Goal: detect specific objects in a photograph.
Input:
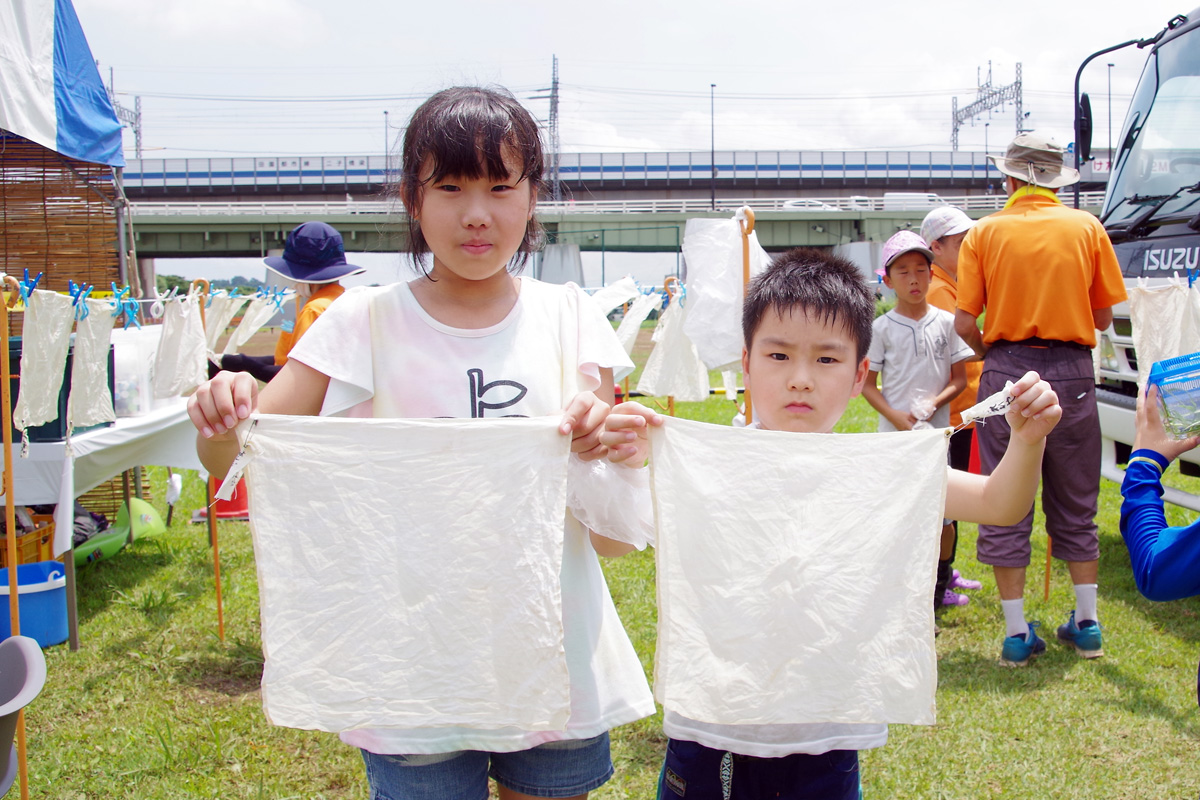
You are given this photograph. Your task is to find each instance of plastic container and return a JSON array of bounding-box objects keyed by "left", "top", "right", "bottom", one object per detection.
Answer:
[
  {"left": 1148, "top": 351, "right": 1200, "bottom": 438},
  {"left": 0, "top": 562, "right": 68, "bottom": 648}
]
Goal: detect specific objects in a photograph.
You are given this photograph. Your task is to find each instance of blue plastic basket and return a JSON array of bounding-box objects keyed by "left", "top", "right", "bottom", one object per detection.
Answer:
[{"left": 1148, "top": 351, "right": 1200, "bottom": 438}]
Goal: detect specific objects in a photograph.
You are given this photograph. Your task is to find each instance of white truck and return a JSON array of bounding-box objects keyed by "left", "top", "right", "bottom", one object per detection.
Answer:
[{"left": 1081, "top": 8, "right": 1200, "bottom": 508}]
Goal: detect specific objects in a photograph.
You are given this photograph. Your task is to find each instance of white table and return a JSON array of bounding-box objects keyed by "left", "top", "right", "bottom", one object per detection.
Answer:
[
  {"left": 12, "top": 401, "right": 203, "bottom": 553},
  {"left": 7, "top": 401, "right": 203, "bottom": 650}
]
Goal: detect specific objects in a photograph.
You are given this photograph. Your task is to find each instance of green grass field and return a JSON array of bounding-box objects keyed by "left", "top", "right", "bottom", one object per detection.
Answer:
[{"left": 22, "top": 334, "right": 1200, "bottom": 799}]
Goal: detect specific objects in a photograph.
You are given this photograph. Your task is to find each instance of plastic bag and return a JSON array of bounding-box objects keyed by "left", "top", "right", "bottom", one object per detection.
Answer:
[
  {"left": 680, "top": 213, "right": 772, "bottom": 371},
  {"left": 68, "top": 297, "right": 117, "bottom": 429},
  {"left": 13, "top": 289, "right": 74, "bottom": 437}
]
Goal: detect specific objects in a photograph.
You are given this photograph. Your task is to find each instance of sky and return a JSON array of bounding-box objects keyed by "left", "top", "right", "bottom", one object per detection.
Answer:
[{"left": 71, "top": 0, "right": 1195, "bottom": 285}]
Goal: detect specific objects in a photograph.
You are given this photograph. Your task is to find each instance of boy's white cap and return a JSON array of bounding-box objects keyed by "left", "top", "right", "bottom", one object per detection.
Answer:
[{"left": 920, "top": 207, "right": 975, "bottom": 245}]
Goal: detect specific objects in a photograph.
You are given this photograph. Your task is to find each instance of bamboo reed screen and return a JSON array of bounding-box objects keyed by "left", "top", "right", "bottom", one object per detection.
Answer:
[{"left": 1, "top": 132, "right": 120, "bottom": 337}]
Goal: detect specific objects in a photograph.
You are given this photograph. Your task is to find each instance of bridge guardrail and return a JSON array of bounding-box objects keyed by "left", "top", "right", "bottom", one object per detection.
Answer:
[{"left": 129, "top": 192, "right": 1107, "bottom": 218}]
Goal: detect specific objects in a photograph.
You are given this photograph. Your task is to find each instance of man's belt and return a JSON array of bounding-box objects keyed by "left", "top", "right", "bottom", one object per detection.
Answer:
[{"left": 992, "top": 337, "right": 1091, "bottom": 352}]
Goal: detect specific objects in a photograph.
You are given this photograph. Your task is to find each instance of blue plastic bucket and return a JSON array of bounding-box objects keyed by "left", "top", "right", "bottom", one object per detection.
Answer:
[{"left": 0, "top": 562, "right": 68, "bottom": 648}]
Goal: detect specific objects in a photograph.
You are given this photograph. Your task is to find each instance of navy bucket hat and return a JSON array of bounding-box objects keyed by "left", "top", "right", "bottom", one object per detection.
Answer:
[{"left": 263, "top": 221, "right": 366, "bottom": 284}]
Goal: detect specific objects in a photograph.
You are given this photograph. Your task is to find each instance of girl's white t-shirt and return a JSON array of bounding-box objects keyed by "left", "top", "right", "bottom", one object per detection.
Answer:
[{"left": 287, "top": 277, "right": 653, "bottom": 754}]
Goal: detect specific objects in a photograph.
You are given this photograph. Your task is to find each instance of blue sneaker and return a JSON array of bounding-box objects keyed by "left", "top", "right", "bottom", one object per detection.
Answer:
[
  {"left": 1000, "top": 622, "right": 1046, "bottom": 667},
  {"left": 1057, "top": 611, "right": 1104, "bottom": 658}
]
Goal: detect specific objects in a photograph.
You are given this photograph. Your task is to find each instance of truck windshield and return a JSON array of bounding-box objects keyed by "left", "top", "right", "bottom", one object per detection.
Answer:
[{"left": 1104, "top": 31, "right": 1200, "bottom": 226}]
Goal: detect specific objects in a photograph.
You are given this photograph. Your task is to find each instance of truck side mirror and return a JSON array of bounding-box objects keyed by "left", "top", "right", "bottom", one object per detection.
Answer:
[{"left": 1076, "top": 93, "right": 1094, "bottom": 163}]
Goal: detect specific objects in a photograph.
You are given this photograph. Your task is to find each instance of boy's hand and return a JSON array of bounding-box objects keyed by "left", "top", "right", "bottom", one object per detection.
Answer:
[
  {"left": 602, "top": 401, "right": 665, "bottom": 466},
  {"left": 1005, "top": 371, "right": 1061, "bottom": 444},
  {"left": 1135, "top": 384, "right": 1200, "bottom": 462},
  {"left": 189, "top": 371, "right": 259, "bottom": 440},
  {"left": 561, "top": 391, "right": 611, "bottom": 461}
]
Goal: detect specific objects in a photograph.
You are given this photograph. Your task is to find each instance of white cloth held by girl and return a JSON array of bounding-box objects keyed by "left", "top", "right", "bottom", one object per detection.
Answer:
[{"left": 240, "top": 414, "right": 574, "bottom": 733}]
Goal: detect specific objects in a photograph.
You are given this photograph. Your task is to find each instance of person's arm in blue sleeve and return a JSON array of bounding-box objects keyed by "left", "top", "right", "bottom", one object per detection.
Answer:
[{"left": 1120, "top": 386, "right": 1200, "bottom": 601}]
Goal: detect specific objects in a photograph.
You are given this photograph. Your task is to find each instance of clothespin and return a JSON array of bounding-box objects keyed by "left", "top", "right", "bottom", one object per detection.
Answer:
[
  {"left": 270, "top": 286, "right": 288, "bottom": 313},
  {"left": 18, "top": 269, "right": 42, "bottom": 304},
  {"left": 68, "top": 280, "right": 93, "bottom": 320},
  {"left": 109, "top": 283, "right": 141, "bottom": 329},
  {"left": 1189, "top": 267, "right": 1197, "bottom": 288},
  {"left": 149, "top": 285, "right": 179, "bottom": 319}
]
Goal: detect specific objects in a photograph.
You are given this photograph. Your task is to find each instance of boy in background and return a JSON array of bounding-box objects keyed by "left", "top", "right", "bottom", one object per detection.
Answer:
[
  {"left": 861, "top": 230, "right": 975, "bottom": 610},
  {"left": 923, "top": 207, "right": 986, "bottom": 604},
  {"left": 604, "top": 248, "right": 1060, "bottom": 799}
]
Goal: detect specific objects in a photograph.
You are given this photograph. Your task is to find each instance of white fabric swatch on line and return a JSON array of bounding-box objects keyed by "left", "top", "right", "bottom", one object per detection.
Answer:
[
  {"left": 615, "top": 291, "right": 663, "bottom": 356},
  {"left": 650, "top": 417, "right": 947, "bottom": 727},
  {"left": 1129, "top": 279, "right": 1200, "bottom": 392},
  {"left": 637, "top": 295, "right": 710, "bottom": 402},
  {"left": 204, "top": 293, "right": 251, "bottom": 353},
  {"left": 222, "top": 296, "right": 278, "bottom": 355},
  {"left": 67, "top": 297, "right": 117, "bottom": 429},
  {"left": 13, "top": 289, "right": 74, "bottom": 435},
  {"left": 240, "top": 414, "right": 574, "bottom": 733},
  {"left": 152, "top": 291, "right": 207, "bottom": 398}
]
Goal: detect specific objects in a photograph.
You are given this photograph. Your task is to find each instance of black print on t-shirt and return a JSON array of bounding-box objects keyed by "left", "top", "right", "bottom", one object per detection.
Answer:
[{"left": 467, "top": 368, "right": 528, "bottom": 418}]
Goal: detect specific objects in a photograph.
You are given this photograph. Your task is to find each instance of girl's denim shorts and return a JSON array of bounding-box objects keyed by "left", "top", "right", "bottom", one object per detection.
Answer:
[{"left": 362, "top": 732, "right": 613, "bottom": 800}]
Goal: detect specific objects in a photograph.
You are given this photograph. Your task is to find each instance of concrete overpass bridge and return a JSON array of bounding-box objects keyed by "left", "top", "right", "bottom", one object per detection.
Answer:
[{"left": 128, "top": 193, "right": 1106, "bottom": 259}]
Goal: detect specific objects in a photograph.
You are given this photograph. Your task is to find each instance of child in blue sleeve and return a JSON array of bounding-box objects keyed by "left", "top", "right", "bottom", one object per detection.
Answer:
[{"left": 1121, "top": 385, "right": 1200, "bottom": 601}]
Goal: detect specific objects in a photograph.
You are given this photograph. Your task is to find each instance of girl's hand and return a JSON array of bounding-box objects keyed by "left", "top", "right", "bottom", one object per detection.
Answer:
[
  {"left": 1006, "top": 371, "right": 1061, "bottom": 445},
  {"left": 602, "top": 401, "right": 665, "bottom": 466},
  {"left": 189, "top": 371, "right": 259, "bottom": 440},
  {"left": 1135, "top": 384, "right": 1200, "bottom": 462},
  {"left": 560, "top": 391, "right": 611, "bottom": 461}
]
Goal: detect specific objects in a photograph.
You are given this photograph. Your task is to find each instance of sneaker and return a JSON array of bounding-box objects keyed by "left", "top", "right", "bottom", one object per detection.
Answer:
[
  {"left": 941, "top": 589, "right": 970, "bottom": 607},
  {"left": 1057, "top": 611, "right": 1104, "bottom": 658},
  {"left": 950, "top": 569, "right": 983, "bottom": 591},
  {"left": 1000, "top": 622, "right": 1046, "bottom": 667}
]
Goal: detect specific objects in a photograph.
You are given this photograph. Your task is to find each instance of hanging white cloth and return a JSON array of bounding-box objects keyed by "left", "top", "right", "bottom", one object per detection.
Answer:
[
  {"left": 13, "top": 289, "right": 74, "bottom": 441},
  {"left": 204, "top": 293, "right": 251, "bottom": 354},
  {"left": 152, "top": 289, "right": 207, "bottom": 398},
  {"left": 1128, "top": 278, "right": 1200, "bottom": 392},
  {"left": 236, "top": 414, "right": 573, "bottom": 733},
  {"left": 615, "top": 291, "right": 663, "bottom": 356},
  {"left": 67, "top": 297, "right": 116, "bottom": 429},
  {"left": 680, "top": 212, "right": 771, "bottom": 371},
  {"left": 588, "top": 276, "right": 641, "bottom": 317},
  {"left": 650, "top": 418, "right": 946, "bottom": 726},
  {"left": 637, "top": 294, "right": 710, "bottom": 402},
  {"left": 222, "top": 296, "right": 278, "bottom": 356}
]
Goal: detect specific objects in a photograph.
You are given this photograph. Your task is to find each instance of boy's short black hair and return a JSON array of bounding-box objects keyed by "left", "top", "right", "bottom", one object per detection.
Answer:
[
  {"left": 398, "top": 86, "right": 545, "bottom": 272},
  {"left": 743, "top": 247, "right": 874, "bottom": 360}
]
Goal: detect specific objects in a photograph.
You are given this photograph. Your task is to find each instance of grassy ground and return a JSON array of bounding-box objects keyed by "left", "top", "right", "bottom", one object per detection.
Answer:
[{"left": 22, "top": 326, "right": 1200, "bottom": 799}]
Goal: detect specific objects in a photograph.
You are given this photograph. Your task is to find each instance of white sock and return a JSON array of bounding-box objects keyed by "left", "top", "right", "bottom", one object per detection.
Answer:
[
  {"left": 1001, "top": 598, "right": 1027, "bottom": 638},
  {"left": 1074, "top": 583, "right": 1099, "bottom": 624}
]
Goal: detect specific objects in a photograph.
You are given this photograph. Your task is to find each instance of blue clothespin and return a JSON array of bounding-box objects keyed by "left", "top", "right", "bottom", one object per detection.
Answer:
[
  {"left": 271, "top": 286, "right": 288, "bottom": 313},
  {"left": 110, "top": 283, "right": 141, "bottom": 329},
  {"left": 18, "top": 269, "right": 41, "bottom": 304},
  {"left": 1190, "top": 267, "right": 1197, "bottom": 288},
  {"left": 68, "top": 280, "right": 93, "bottom": 319}
]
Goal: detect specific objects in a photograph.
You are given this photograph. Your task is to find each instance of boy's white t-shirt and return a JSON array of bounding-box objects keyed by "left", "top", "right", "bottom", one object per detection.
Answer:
[
  {"left": 287, "top": 277, "right": 654, "bottom": 755},
  {"left": 868, "top": 306, "right": 974, "bottom": 431}
]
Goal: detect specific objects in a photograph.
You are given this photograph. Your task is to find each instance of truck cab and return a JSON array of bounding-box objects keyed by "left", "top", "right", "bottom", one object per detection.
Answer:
[{"left": 1093, "top": 7, "right": 1200, "bottom": 508}]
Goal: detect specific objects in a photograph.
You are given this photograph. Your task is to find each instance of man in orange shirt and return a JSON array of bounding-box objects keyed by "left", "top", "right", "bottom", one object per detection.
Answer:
[
  {"left": 216, "top": 221, "right": 364, "bottom": 382},
  {"left": 955, "top": 133, "right": 1127, "bottom": 667},
  {"left": 921, "top": 206, "right": 984, "bottom": 607}
]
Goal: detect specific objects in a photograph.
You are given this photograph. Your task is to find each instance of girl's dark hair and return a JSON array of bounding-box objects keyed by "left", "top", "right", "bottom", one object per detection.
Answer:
[
  {"left": 743, "top": 248, "right": 874, "bottom": 360},
  {"left": 398, "top": 86, "right": 545, "bottom": 273}
]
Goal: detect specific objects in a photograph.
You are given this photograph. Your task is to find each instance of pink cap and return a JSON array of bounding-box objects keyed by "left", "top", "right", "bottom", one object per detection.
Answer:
[{"left": 881, "top": 230, "right": 934, "bottom": 270}]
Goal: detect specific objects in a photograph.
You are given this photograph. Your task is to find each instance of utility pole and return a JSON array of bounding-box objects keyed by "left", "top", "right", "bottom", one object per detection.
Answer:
[
  {"left": 710, "top": 83, "right": 716, "bottom": 211},
  {"left": 951, "top": 61, "right": 1023, "bottom": 151},
  {"left": 531, "top": 56, "right": 562, "bottom": 203}
]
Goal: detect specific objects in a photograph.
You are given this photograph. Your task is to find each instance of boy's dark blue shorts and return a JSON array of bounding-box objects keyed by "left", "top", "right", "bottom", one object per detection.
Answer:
[{"left": 658, "top": 738, "right": 860, "bottom": 800}]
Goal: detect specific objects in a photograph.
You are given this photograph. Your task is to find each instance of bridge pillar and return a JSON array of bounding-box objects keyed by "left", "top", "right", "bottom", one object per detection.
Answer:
[{"left": 136, "top": 257, "right": 156, "bottom": 298}]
